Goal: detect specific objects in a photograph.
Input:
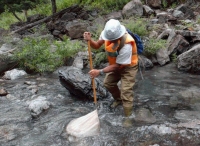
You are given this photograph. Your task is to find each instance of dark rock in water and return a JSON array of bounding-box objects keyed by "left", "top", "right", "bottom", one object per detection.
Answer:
[{"left": 58, "top": 66, "right": 110, "bottom": 100}]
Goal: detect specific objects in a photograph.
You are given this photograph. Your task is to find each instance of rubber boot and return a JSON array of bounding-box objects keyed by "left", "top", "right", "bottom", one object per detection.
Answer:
[
  {"left": 110, "top": 100, "right": 122, "bottom": 108},
  {"left": 123, "top": 106, "right": 133, "bottom": 117},
  {"left": 123, "top": 106, "right": 133, "bottom": 127}
]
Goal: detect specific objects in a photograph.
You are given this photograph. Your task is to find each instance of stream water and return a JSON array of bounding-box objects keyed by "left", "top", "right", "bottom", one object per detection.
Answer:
[{"left": 0, "top": 63, "right": 200, "bottom": 146}]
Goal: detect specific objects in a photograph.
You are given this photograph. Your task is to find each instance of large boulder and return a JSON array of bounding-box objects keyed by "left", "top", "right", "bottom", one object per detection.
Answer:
[
  {"left": 177, "top": 43, "right": 200, "bottom": 74},
  {"left": 122, "top": 0, "right": 143, "bottom": 18},
  {"left": 0, "top": 44, "right": 18, "bottom": 75},
  {"left": 58, "top": 66, "right": 111, "bottom": 100},
  {"left": 0, "top": 56, "right": 16, "bottom": 76},
  {"left": 65, "top": 19, "right": 89, "bottom": 39}
]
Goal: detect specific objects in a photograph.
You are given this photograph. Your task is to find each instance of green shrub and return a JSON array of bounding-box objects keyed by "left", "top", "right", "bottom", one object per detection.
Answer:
[
  {"left": 162, "top": 0, "right": 168, "bottom": 8},
  {"left": 55, "top": 38, "right": 84, "bottom": 61},
  {"left": 198, "top": 18, "right": 200, "bottom": 24},
  {"left": 0, "top": 11, "right": 20, "bottom": 30},
  {"left": 144, "top": 39, "right": 167, "bottom": 56},
  {"left": 93, "top": 52, "right": 107, "bottom": 68},
  {"left": 89, "top": 0, "right": 130, "bottom": 12},
  {"left": 122, "top": 17, "right": 149, "bottom": 37},
  {"left": 171, "top": 53, "right": 177, "bottom": 63},
  {"left": 13, "top": 37, "right": 83, "bottom": 73},
  {"left": 171, "top": 2, "right": 177, "bottom": 9}
]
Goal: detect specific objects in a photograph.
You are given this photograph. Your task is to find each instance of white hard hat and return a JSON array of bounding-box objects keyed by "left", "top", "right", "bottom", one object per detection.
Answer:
[{"left": 101, "top": 19, "right": 126, "bottom": 41}]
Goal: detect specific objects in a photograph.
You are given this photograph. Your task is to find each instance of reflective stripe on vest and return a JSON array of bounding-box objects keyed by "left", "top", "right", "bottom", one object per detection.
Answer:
[{"left": 106, "top": 51, "right": 118, "bottom": 57}]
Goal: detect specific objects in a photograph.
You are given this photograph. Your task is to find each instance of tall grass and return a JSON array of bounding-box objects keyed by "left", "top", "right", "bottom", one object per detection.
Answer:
[
  {"left": 0, "top": 0, "right": 131, "bottom": 30},
  {"left": 0, "top": 11, "right": 22, "bottom": 30}
]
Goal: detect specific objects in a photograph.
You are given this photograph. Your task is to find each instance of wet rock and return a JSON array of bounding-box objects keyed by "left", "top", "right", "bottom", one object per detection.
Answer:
[
  {"left": 3, "top": 69, "right": 27, "bottom": 80},
  {"left": 0, "top": 44, "right": 17, "bottom": 75},
  {"left": 136, "top": 124, "right": 176, "bottom": 135},
  {"left": 152, "top": 124, "right": 176, "bottom": 135},
  {"left": 24, "top": 81, "right": 36, "bottom": 85},
  {"left": 0, "top": 124, "right": 24, "bottom": 142},
  {"left": 174, "top": 110, "right": 200, "bottom": 122},
  {"left": 169, "top": 96, "right": 178, "bottom": 108},
  {"left": 178, "top": 120, "right": 200, "bottom": 129},
  {"left": 135, "top": 108, "right": 156, "bottom": 123},
  {"left": 0, "top": 88, "right": 8, "bottom": 96},
  {"left": 72, "top": 56, "right": 84, "bottom": 69},
  {"left": 58, "top": 66, "right": 110, "bottom": 100},
  {"left": 179, "top": 87, "right": 200, "bottom": 104},
  {"left": 26, "top": 85, "right": 38, "bottom": 94},
  {"left": 6, "top": 94, "right": 17, "bottom": 100},
  {"left": 28, "top": 96, "right": 51, "bottom": 117}
]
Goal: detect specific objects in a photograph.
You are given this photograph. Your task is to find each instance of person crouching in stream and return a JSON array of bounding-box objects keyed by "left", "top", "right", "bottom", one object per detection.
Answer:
[{"left": 83, "top": 19, "right": 138, "bottom": 124}]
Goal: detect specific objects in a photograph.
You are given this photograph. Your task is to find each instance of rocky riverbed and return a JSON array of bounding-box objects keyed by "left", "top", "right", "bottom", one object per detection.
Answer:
[{"left": 0, "top": 63, "right": 200, "bottom": 146}]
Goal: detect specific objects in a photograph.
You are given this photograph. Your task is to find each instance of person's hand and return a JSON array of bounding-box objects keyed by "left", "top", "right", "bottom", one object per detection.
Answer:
[
  {"left": 89, "top": 69, "right": 100, "bottom": 78},
  {"left": 83, "top": 32, "right": 91, "bottom": 41}
]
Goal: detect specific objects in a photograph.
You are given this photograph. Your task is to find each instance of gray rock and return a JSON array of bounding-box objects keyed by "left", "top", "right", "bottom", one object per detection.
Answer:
[
  {"left": 3, "top": 69, "right": 27, "bottom": 80},
  {"left": 135, "top": 108, "right": 156, "bottom": 123},
  {"left": 28, "top": 96, "right": 51, "bottom": 117},
  {"left": 58, "top": 66, "right": 110, "bottom": 100},
  {"left": 122, "top": 0, "right": 143, "bottom": 18},
  {"left": 177, "top": 43, "right": 200, "bottom": 74}
]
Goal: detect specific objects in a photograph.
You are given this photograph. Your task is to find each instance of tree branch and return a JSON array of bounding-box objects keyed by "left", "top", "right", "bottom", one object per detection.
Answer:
[{"left": 9, "top": 5, "right": 79, "bottom": 35}]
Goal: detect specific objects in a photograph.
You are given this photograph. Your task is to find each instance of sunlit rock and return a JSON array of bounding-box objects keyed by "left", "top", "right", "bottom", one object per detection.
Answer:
[
  {"left": 28, "top": 96, "right": 51, "bottom": 117},
  {"left": 3, "top": 69, "right": 27, "bottom": 80},
  {"left": 178, "top": 120, "right": 200, "bottom": 129}
]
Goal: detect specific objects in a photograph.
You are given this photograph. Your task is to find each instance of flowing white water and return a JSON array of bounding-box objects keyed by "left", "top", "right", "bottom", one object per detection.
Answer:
[{"left": 1, "top": 63, "right": 200, "bottom": 146}]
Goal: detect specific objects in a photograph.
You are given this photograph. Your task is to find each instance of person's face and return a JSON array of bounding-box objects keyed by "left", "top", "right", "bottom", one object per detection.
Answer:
[{"left": 110, "top": 39, "right": 119, "bottom": 43}]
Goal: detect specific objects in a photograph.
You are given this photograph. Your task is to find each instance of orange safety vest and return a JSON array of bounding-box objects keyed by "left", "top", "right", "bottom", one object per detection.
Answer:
[{"left": 105, "top": 34, "right": 138, "bottom": 66}]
